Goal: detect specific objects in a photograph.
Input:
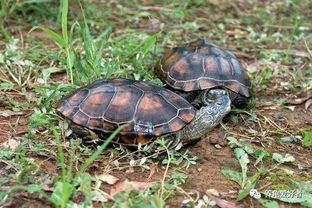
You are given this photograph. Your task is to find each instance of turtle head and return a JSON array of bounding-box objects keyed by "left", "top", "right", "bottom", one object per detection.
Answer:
[
  {"left": 176, "top": 89, "right": 231, "bottom": 145},
  {"left": 199, "top": 89, "right": 231, "bottom": 128}
]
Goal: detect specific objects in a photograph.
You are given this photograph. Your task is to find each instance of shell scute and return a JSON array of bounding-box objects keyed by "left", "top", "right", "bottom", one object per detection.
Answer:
[
  {"left": 178, "top": 108, "right": 196, "bottom": 122},
  {"left": 204, "top": 56, "right": 218, "bottom": 74},
  {"left": 135, "top": 93, "right": 177, "bottom": 126},
  {"left": 81, "top": 91, "right": 113, "bottom": 117},
  {"left": 72, "top": 111, "right": 89, "bottom": 127},
  {"left": 169, "top": 117, "right": 188, "bottom": 132},
  {"left": 67, "top": 88, "right": 89, "bottom": 106},
  {"left": 88, "top": 118, "right": 103, "bottom": 130},
  {"left": 160, "top": 90, "right": 194, "bottom": 110},
  {"left": 104, "top": 86, "right": 143, "bottom": 123}
]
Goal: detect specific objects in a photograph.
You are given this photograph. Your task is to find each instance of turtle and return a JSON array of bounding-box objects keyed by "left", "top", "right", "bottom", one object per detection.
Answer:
[
  {"left": 57, "top": 78, "right": 231, "bottom": 147},
  {"left": 156, "top": 38, "right": 251, "bottom": 108}
]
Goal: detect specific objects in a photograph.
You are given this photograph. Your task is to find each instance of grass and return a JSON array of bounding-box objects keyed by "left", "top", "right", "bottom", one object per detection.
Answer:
[{"left": 0, "top": 0, "right": 312, "bottom": 207}]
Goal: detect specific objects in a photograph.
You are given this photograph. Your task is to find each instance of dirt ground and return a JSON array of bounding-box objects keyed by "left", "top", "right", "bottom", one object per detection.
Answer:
[{"left": 1, "top": 87, "right": 312, "bottom": 207}]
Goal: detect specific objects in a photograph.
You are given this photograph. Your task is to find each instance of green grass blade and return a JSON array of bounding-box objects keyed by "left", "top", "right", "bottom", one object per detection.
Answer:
[
  {"left": 76, "top": 124, "right": 127, "bottom": 177},
  {"left": 30, "top": 26, "right": 66, "bottom": 48},
  {"left": 50, "top": 181, "right": 75, "bottom": 208},
  {"left": 82, "top": 23, "right": 94, "bottom": 60},
  {"left": 51, "top": 127, "right": 66, "bottom": 182},
  {"left": 61, "top": 0, "right": 68, "bottom": 45},
  {"left": 140, "top": 33, "right": 159, "bottom": 55}
]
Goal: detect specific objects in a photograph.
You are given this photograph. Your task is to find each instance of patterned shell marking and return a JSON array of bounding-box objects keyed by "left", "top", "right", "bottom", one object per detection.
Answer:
[
  {"left": 157, "top": 38, "right": 251, "bottom": 97},
  {"left": 57, "top": 79, "right": 195, "bottom": 136}
]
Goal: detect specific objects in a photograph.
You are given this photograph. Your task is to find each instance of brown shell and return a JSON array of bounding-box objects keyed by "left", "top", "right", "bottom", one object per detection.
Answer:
[
  {"left": 57, "top": 79, "right": 195, "bottom": 137},
  {"left": 156, "top": 38, "right": 251, "bottom": 97}
]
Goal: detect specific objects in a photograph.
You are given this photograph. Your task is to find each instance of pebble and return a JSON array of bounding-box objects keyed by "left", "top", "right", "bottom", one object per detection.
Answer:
[
  {"left": 280, "top": 135, "right": 302, "bottom": 143},
  {"left": 214, "top": 144, "right": 222, "bottom": 149}
]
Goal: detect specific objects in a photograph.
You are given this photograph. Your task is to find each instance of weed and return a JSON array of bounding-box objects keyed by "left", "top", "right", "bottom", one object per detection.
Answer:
[
  {"left": 0, "top": 0, "right": 17, "bottom": 40},
  {"left": 223, "top": 137, "right": 312, "bottom": 206},
  {"left": 0, "top": 39, "right": 35, "bottom": 89},
  {"left": 301, "top": 131, "right": 312, "bottom": 146}
]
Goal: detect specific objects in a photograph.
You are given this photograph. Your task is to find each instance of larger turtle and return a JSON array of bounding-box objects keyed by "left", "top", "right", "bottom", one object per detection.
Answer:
[
  {"left": 156, "top": 38, "right": 251, "bottom": 108},
  {"left": 57, "top": 78, "right": 231, "bottom": 146}
]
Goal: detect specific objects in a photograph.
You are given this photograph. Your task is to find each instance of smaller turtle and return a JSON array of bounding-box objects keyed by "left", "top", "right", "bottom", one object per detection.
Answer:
[
  {"left": 156, "top": 38, "right": 251, "bottom": 108},
  {"left": 57, "top": 78, "right": 231, "bottom": 146}
]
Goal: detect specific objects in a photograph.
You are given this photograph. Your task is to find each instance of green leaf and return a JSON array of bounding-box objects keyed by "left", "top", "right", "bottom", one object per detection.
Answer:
[
  {"left": 150, "top": 197, "right": 165, "bottom": 208},
  {"left": 234, "top": 148, "right": 250, "bottom": 188},
  {"left": 302, "top": 131, "right": 312, "bottom": 146},
  {"left": 237, "top": 186, "right": 255, "bottom": 201},
  {"left": 50, "top": 181, "right": 75, "bottom": 207},
  {"left": 276, "top": 191, "right": 312, "bottom": 207},
  {"left": 292, "top": 181, "right": 312, "bottom": 192},
  {"left": 258, "top": 199, "right": 279, "bottom": 208},
  {"left": 272, "top": 153, "right": 295, "bottom": 163},
  {"left": 29, "top": 113, "right": 51, "bottom": 128},
  {"left": 0, "top": 82, "right": 14, "bottom": 91},
  {"left": 237, "top": 169, "right": 263, "bottom": 201},
  {"left": 26, "top": 184, "right": 42, "bottom": 194},
  {"left": 140, "top": 33, "right": 158, "bottom": 55},
  {"left": 227, "top": 137, "right": 243, "bottom": 148},
  {"left": 243, "top": 145, "right": 255, "bottom": 154},
  {"left": 77, "top": 173, "right": 92, "bottom": 195},
  {"left": 40, "top": 67, "right": 64, "bottom": 83},
  {"left": 30, "top": 26, "right": 66, "bottom": 48},
  {"left": 221, "top": 169, "right": 243, "bottom": 185},
  {"left": 77, "top": 173, "right": 93, "bottom": 205},
  {"left": 254, "top": 149, "right": 267, "bottom": 166}
]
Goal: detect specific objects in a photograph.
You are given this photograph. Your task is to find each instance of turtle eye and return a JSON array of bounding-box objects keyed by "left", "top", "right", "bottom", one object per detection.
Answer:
[{"left": 206, "top": 91, "right": 217, "bottom": 102}]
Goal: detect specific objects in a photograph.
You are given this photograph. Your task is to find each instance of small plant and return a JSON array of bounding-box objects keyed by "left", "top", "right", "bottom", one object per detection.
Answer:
[
  {"left": 0, "top": 0, "right": 16, "bottom": 40},
  {"left": 0, "top": 39, "right": 35, "bottom": 89},
  {"left": 223, "top": 137, "right": 312, "bottom": 207}
]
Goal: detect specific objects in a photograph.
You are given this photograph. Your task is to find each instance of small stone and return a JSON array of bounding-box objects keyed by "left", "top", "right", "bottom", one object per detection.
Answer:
[
  {"left": 206, "top": 188, "right": 220, "bottom": 196},
  {"left": 214, "top": 144, "right": 222, "bottom": 149},
  {"left": 280, "top": 167, "right": 294, "bottom": 175},
  {"left": 125, "top": 168, "right": 134, "bottom": 174},
  {"left": 280, "top": 135, "right": 302, "bottom": 143},
  {"left": 209, "top": 132, "right": 226, "bottom": 146},
  {"left": 209, "top": 137, "right": 218, "bottom": 144},
  {"left": 182, "top": 199, "right": 191, "bottom": 204},
  {"left": 113, "top": 160, "right": 120, "bottom": 167},
  {"left": 2, "top": 138, "right": 20, "bottom": 149},
  {"left": 195, "top": 199, "right": 205, "bottom": 208}
]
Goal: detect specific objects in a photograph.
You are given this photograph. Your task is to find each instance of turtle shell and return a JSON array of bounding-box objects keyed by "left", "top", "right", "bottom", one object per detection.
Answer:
[
  {"left": 57, "top": 79, "right": 195, "bottom": 139},
  {"left": 156, "top": 38, "right": 251, "bottom": 97}
]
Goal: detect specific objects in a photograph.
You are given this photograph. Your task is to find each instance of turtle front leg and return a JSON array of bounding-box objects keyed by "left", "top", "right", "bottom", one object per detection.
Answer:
[
  {"left": 191, "top": 89, "right": 209, "bottom": 108},
  {"left": 229, "top": 92, "right": 249, "bottom": 108}
]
